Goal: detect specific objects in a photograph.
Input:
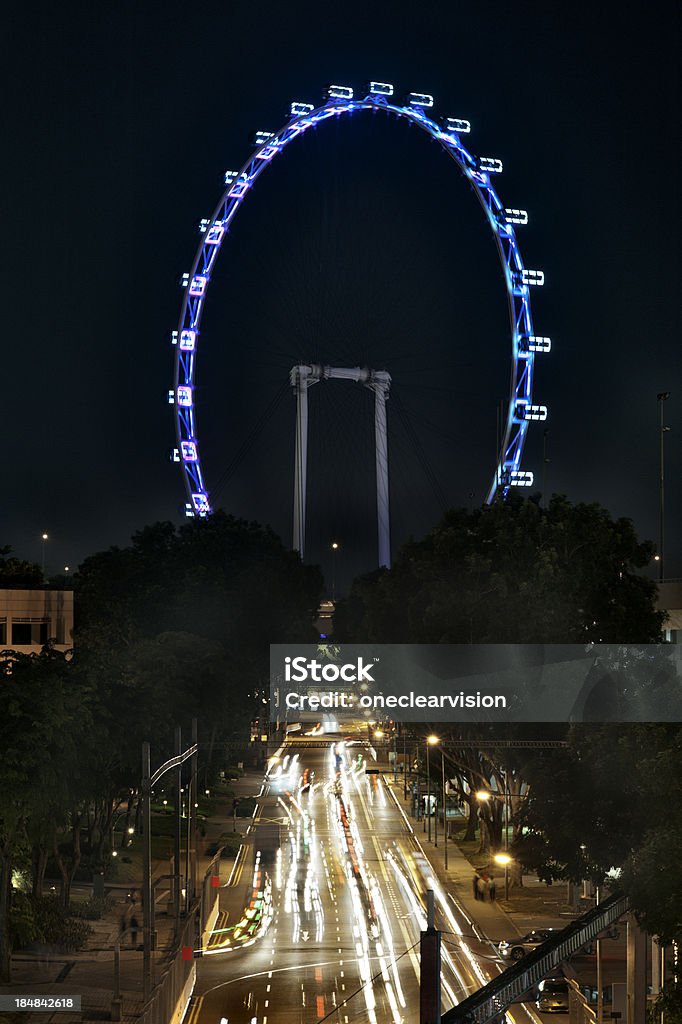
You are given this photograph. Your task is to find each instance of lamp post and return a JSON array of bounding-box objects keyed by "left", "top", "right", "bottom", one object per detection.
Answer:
[
  {"left": 657, "top": 392, "right": 671, "bottom": 582},
  {"left": 477, "top": 786, "right": 511, "bottom": 897},
  {"left": 441, "top": 747, "right": 448, "bottom": 869},
  {"left": 494, "top": 852, "right": 512, "bottom": 901},
  {"left": 426, "top": 735, "right": 439, "bottom": 843},
  {"left": 40, "top": 532, "right": 48, "bottom": 577},
  {"left": 331, "top": 541, "right": 339, "bottom": 603}
]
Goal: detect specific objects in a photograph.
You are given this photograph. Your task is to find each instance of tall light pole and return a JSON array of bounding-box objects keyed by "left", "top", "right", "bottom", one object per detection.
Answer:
[
  {"left": 426, "top": 735, "right": 439, "bottom": 843},
  {"left": 478, "top": 787, "right": 511, "bottom": 898},
  {"left": 441, "top": 747, "right": 448, "bottom": 869},
  {"left": 657, "top": 392, "right": 671, "bottom": 583},
  {"left": 331, "top": 541, "right": 339, "bottom": 602},
  {"left": 40, "top": 532, "right": 48, "bottom": 578},
  {"left": 495, "top": 852, "right": 512, "bottom": 902}
]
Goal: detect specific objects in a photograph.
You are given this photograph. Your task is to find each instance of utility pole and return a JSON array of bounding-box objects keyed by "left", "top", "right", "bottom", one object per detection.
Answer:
[
  {"left": 173, "top": 727, "right": 182, "bottom": 924},
  {"left": 442, "top": 751, "right": 448, "bottom": 870},
  {"left": 657, "top": 392, "right": 671, "bottom": 582},
  {"left": 142, "top": 742, "right": 152, "bottom": 1001},
  {"left": 420, "top": 890, "right": 441, "bottom": 1024}
]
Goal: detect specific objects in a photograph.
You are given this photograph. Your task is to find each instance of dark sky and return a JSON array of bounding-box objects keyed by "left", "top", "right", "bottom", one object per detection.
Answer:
[{"left": 5, "top": 0, "right": 680, "bottom": 592}]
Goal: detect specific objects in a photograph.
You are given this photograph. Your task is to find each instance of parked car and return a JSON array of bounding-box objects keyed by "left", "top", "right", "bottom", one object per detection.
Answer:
[
  {"left": 498, "top": 928, "right": 557, "bottom": 960},
  {"left": 537, "top": 977, "right": 569, "bottom": 1013}
]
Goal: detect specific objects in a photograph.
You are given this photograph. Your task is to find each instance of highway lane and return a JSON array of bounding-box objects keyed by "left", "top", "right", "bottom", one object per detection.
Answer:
[{"left": 190, "top": 737, "right": 546, "bottom": 1024}]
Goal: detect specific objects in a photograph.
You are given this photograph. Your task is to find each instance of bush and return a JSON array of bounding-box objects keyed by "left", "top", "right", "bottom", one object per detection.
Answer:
[
  {"left": 28, "top": 896, "right": 93, "bottom": 951},
  {"left": 10, "top": 891, "right": 40, "bottom": 949},
  {"left": 235, "top": 797, "right": 256, "bottom": 817},
  {"left": 70, "top": 895, "right": 115, "bottom": 920},
  {"left": 220, "top": 833, "right": 243, "bottom": 857},
  {"left": 205, "top": 833, "right": 244, "bottom": 858}
]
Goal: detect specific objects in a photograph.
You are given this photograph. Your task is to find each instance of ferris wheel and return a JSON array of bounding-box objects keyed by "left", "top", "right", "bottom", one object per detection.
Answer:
[{"left": 170, "top": 81, "right": 549, "bottom": 520}]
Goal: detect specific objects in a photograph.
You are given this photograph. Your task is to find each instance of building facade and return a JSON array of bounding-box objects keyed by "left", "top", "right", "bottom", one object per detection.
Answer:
[{"left": 0, "top": 587, "right": 74, "bottom": 655}]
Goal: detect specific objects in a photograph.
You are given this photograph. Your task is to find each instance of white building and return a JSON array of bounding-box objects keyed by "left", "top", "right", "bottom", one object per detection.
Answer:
[
  {"left": 0, "top": 588, "right": 74, "bottom": 655},
  {"left": 658, "top": 580, "right": 682, "bottom": 644}
]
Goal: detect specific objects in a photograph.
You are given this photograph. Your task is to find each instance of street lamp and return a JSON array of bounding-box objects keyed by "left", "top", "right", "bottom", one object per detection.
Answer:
[
  {"left": 657, "top": 392, "right": 671, "bottom": 583},
  {"left": 331, "top": 541, "right": 339, "bottom": 603},
  {"left": 40, "top": 532, "right": 48, "bottom": 577},
  {"left": 494, "top": 852, "right": 512, "bottom": 901},
  {"left": 426, "top": 735, "right": 439, "bottom": 844},
  {"left": 477, "top": 785, "right": 511, "bottom": 891},
  {"left": 441, "top": 747, "right": 448, "bottom": 869}
]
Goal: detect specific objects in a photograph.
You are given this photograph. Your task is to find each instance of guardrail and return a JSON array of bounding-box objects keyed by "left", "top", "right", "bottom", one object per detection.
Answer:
[
  {"left": 137, "top": 911, "right": 198, "bottom": 1024},
  {"left": 442, "top": 891, "right": 629, "bottom": 1024}
]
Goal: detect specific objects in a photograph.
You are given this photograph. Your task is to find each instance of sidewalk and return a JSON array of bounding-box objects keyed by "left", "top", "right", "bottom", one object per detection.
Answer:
[
  {"left": 3, "top": 772, "right": 265, "bottom": 1023},
  {"left": 383, "top": 774, "right": 576, "bottom": 943}
]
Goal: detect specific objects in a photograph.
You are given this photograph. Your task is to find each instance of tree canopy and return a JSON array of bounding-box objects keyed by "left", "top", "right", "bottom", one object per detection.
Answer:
[{"left": 334, "top": 495, "right": 663, "bottom": 644}]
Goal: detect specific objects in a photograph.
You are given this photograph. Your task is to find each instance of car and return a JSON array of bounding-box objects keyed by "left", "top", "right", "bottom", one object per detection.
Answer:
[
  {"left": 537, "top": 977, "right": 569, "bottom": 1013},
  {"left": 498, "top": 928, "right": 557, "bottom": 960}
]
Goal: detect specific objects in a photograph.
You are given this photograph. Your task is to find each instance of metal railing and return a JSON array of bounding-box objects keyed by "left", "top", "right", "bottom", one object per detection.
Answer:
[
  {"left": 138, "top": 910, "right": 198, "bottom": 1024},
  {"left": 200, "top": 848, "right": 224, "bottom": 946},
  {"left": 442, "top": 891, "right": 628, "bottom": 1024}
]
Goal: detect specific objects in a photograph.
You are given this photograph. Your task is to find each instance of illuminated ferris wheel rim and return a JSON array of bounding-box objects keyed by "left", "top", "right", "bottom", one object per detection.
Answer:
[{"left": 171, "top": 82, "right": 550, "bottom": 519}]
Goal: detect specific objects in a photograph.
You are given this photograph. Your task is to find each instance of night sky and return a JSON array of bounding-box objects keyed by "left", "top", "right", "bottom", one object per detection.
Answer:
[{"left": 6, "top": 1, "right": 680, "bottom": 592}]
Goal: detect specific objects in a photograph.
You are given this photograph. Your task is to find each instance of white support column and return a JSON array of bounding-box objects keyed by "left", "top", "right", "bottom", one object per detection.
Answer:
[
  {"left": 368, "top": 371, "right": 391, "bottom": 568},
  {"left": 626, "top": 913, "right": 648, "bottom": 1024},
  {"left": 291, "top": 365, "right": 320, "bottom": 557}
]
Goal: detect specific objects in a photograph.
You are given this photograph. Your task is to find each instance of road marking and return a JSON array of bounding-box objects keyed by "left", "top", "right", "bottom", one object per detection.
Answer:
[{"left": 184, "top": 995, "right": 203, "bottom": 1024}]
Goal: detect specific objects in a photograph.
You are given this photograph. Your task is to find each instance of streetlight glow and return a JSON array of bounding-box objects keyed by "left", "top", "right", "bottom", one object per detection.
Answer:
[
  {"left": 494, "top": 852, "right": 512, "bottom": 866},
  {"left": 427, "top": 734, "right": 439, "bottom": 746},
  {"left": 475, "top": 789, "right": 491, "bottom": 801}
]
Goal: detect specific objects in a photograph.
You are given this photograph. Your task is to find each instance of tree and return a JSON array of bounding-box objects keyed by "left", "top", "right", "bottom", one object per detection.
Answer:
[
  {"left": 334, "top": 496, "right": 663, "bottom": 644},
  {"left": 0, "top": 546, "right": 43, "bottom": 587},
  {"left": 516, "top": 725, "right": 682, "bottom": 941},
  {"left": 0, "top": 650, "right": 88, "bottom": 979}
]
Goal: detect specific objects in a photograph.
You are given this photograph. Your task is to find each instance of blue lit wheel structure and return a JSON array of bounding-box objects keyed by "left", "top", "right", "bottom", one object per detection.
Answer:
[{"left": 171, "top": 82, "right": 549, "bottom": 518}]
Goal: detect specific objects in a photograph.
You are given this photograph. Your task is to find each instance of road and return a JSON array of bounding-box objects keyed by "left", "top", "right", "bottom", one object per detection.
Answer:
[{"left": 189, "top": 735, "right": 548, "bottom": 1024}]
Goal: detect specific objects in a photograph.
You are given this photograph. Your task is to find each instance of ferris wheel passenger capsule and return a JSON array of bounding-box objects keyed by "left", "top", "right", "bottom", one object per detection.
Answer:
[
  {"left": 251, "top": 130, "right": 275, "bottom": 146},
  {"left": 291, "top": 101, "right": 314, "bottom": 116},
  {"left": 205, "top": 223, "right": 225, "bottom": 245},
  {"left": 192, "top": 493, "right": 211, "bottom": 514},
  {"left": 510, "top": 470, "right": 534, "bottom": 487},
  {"left": 522, "top": 405, "right": 548, "bottom": 422},
  {"left": 407, "top": 92, "right": 434, "bottom": 108},
  {"left": 325, "top": 84, "right": 354, "bottom": 100},
  {"left": 176, "top": 386, "right": 193, "bottom": 407},
  {"left": 504, "top": 208, "right": 528, "bottom": 225},
  {"left": 520, "top": 269, "right": 545, "bottom": 287},
  {"left": 478, "top": 156, "right": 503, "bottom": 173},
  {"left": 179, "top": 330, "right": 197, "bottom": 351},
  {"left": 443, "top": 117, "right": 471, "bottom": 133},
  {"left": 189, "top": 275, "right": 207, "bottom": 296},
  {"left": 367, "top": 81, "right": 394, "bottom": 96},
  {"left": 180, "top": 441, "right": 198, "bottom": 462}
]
